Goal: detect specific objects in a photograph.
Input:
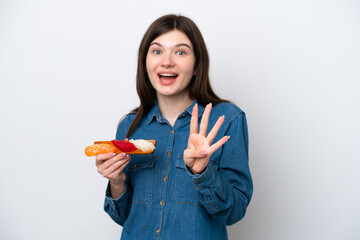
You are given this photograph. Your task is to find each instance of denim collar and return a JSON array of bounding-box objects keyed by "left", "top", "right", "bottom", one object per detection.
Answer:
[{"left": 146, "top": 99, "right": 205, "bottom": 125}]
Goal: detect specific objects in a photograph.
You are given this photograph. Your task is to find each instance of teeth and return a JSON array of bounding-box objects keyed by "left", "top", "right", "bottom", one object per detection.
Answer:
[{"left": 159, "top": 73, "right": 177, "bottom": 77}]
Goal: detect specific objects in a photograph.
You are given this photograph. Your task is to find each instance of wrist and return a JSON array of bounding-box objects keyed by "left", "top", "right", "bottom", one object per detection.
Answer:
[
  {"left": 109, "top": 179, "right": 126, "bottom": 199},
  {"left": 189, "top": 165, "right": 206, "bottom": 175}
]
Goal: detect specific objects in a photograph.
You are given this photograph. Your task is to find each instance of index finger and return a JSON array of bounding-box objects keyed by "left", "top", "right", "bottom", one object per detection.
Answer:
[
  {"left": 189, "top": 103, "right": 198, "bottom": 134},
  {"left": 199, "top": 103, "right": 212, "bottom": 136},
  {"left": 96, "top": 152, "right": 120, "bottom": 162}
]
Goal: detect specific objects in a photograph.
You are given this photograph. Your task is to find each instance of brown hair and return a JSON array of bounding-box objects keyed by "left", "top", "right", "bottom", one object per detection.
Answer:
[{"left": 126, "top": 14, "right": 227, "bottom": 138}]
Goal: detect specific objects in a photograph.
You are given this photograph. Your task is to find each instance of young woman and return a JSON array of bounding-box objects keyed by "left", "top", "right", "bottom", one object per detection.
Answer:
[{"left": 95, "top": 14, "right": 253, "bottom": 239}]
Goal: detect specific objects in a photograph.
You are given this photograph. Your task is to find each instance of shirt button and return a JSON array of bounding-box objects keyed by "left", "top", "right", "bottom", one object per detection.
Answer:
[
  {"left": 170, "top": 129, "right": 174, "bottom": 134},
  {"left": 156, "top": 229, "right": 160, "bottom": 234},
  {"left": 160, "top": 201, "right": 164, "bottom": 206},
  {"left": 182, "top": 113, "right": 186, "bottom": 117},
  {"left": 167, "top": 151, "right": 171, "bottom": 156},
  {"left": 133, "top": 163, "right": 138, "bottom": 168},
  {"left": 163, "top": 176, "right": 168, "bottom": 182}
]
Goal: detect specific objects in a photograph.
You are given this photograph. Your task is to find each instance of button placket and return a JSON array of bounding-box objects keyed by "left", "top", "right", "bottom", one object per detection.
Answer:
[{"left": 155, "top": 123, "right": 173, "bottom": 237}]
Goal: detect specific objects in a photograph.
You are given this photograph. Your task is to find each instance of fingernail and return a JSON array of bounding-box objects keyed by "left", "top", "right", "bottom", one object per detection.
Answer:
[{"left": 120, "top": 152, "right": 126, "bottom": 157}]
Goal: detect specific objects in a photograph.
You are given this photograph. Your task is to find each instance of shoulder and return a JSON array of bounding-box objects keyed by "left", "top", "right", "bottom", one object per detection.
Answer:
[
  {"left": 116, "top": 112, "right": 137, "bottom": 139},
  {"left": 212, "top": 102, "right": 245, "bottom": 119},
  {"left": 211, "top": 102, "right": 248, "bottom": 135},
  {"left": 213, "top": 103, "right": 248, "bottom": 145},
  {"left": 118, "top": 112, "right": 136, "bottom": 128}
]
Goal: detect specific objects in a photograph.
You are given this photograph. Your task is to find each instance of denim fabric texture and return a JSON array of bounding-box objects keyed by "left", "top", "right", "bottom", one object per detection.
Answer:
[{"left": 104, "top": 100, "right": 253, "bottom": 240}]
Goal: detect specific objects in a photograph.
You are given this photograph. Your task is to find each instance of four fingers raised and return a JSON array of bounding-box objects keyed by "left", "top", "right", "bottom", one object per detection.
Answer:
[{"left": 189, "top": 103, "right": 229, "bottom": 150}]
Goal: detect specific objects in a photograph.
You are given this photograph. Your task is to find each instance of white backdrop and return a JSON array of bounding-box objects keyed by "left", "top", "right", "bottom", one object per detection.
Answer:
[{"left": 1, "top": 0, "right": 359, "bottom": 239}]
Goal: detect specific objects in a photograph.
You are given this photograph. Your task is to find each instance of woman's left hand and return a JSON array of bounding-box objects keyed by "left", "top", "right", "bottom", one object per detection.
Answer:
[{"left": 183, "top": 103, "right": 230, "bottom": 174}]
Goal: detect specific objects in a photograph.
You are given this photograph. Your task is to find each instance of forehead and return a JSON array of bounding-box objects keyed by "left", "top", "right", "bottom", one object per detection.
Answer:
[{"left": 151, "top": 30, "right": 192, "bottom": 47}]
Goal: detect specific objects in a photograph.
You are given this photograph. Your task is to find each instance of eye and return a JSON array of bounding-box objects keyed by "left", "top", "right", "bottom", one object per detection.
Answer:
[
  {"left": 153, "top": 50, "right": 161, "bottom": 55},
  {"left": 176, "top": 51, "right": 186, "bottom": 56}
]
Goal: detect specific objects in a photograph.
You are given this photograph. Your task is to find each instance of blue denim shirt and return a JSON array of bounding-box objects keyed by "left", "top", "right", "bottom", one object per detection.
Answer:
[{"left": 104, "top": 100, "right": 253, "bottom": 240}]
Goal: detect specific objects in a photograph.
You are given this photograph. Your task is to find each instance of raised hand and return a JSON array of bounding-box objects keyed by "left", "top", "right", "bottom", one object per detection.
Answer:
[{"left": 183, "top": 103, "right": 230, "bottom": 174}]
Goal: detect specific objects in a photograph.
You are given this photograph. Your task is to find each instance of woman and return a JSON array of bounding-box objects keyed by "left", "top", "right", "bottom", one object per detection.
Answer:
[{"left": 96, "top": 14, "right": 253, "bottom": 239}]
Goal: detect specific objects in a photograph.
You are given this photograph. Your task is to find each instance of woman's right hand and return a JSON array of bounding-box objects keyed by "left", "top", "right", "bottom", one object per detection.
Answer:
[{"left": 95, "top": 152, "right": 131, "bottom": 198}]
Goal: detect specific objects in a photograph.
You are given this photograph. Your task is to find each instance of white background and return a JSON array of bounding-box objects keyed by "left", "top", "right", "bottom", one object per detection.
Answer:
[{"left": 1, "top": 0, "right": 359, "bottom": 239}]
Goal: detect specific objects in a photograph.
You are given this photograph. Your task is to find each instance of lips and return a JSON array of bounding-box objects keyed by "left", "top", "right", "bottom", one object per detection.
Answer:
[{"left": 158, "top": 72, "right": 178, "bottom": 86}]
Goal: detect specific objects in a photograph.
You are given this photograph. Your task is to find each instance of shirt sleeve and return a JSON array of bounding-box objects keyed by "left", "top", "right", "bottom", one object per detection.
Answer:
[
  {"left": 188, "top": 112, "right": 253, "bottom": 225},
  {"left": 103, "top": 182, "right": 132, "bottom": 226}
]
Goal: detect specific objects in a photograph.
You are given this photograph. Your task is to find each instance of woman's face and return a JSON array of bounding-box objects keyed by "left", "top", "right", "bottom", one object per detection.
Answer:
[{"left": 146, "top": 30, "right": 196, "bottom": 100}]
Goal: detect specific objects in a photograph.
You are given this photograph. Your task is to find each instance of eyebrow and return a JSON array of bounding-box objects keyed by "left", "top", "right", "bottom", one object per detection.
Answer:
[{"left": 150, "top": 42, "right": 192, "bottom": 50}]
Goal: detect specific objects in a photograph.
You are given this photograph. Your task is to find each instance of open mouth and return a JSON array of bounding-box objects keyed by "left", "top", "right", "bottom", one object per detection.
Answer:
[
  {"left": 158, "top": 73, "right": 178, "bottom": 79},
  {"left": 158, "top": 73, "right": 178, "bottom": 85}
]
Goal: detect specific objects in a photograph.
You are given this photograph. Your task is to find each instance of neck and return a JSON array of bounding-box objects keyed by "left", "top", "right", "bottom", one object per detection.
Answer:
[{"left": 157, "top": 92, "right": 194, "bottom": 126}]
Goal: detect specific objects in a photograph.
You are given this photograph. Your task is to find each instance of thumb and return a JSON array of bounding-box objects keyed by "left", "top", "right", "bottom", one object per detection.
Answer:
[{"left": 184, "top": 148, "right": 208, "bottom": 160}]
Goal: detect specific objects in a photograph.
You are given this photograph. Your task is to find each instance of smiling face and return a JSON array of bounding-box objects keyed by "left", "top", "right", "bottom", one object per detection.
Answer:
[{"left": 146, "top": 30, "right": 196, "bottom": 101}]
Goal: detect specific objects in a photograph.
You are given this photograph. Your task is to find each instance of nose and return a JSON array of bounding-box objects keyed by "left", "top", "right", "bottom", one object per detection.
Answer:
[{"left": 161, "top": 53, "right": 175, "bottom": 68}]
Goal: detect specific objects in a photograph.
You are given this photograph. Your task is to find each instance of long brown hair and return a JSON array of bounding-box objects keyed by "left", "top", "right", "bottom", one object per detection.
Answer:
[{"left": 126, "top": 14, "right": 227, "bottom": 138}]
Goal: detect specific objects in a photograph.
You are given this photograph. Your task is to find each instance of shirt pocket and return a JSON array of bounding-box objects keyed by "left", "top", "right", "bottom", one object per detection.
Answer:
[
  {"left": 173, "top": 156, "right": 220, "bottom": 206},
  {"left": 126, "top": 155, "right": 156, "bottom": 204},
  {"left": 173, "top": 157, "right": 202, "bottom": 206}
]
